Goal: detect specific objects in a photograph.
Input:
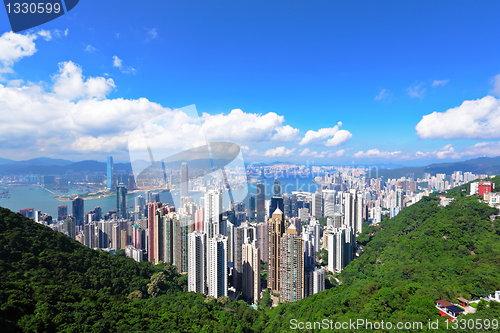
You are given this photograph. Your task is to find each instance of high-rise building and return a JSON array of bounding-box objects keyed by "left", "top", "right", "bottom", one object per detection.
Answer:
[
  {"left": 232, "top": 226, "right": 244, "bottom": 289},
  {"left": 279, "top": 224, "right": 304, "bottom": 302},
  {"left": 242, "top": 240, "right": 261, "bottom": 302},
  {"left": 312, "top": 191, "right": 323, "bottom": 219},
  {"left": 174, "top": 214, "right": 190, "bottom": 273},
  {"left": 304, "top": 267, "right": 325, "bottom": 297},
  {"left": 256, "top": 222, "right": 268, "bottom": 263},
  {"left": 256, "top": 183, "right": 265, "bottom": 222},
  {"left": 64, "top": 215, "right": 76, "bottom": 239},
  {"left": 180, "top": 162, "right": 189, "bottom": 205},
  {"left": 147, "top": 202, "right": 162, "bottom": 262},
  {"left": 72, "top": 197, "right": 84, "bottom": 228},
  {"left": 290, "top": 194, "right": 298, "bottom": 218},
  {"left": 107, "top": 156, "right": 114, "bottom": 191},
  {"left": 58, "top": 205, "right": 68, "bottom": 221},
  {"left": 269, "top": 179, "right": 284, "bottom": 218},
  {"left": 327, "top": 226, "right": 355, "bottom": 273},
  {"left": 204, "top": 189, "right": 222, "bottom": 238},
  {"left": 268, "top": 208, "right": 285, "bottom": 294},
  {"left": 248, "top": 194, "right": 256, "bottom": 221},
  {"left": 116, "top": 183, "right": 128, "bottom": 219},
  {"left": 188, "top": 230, "right": 206, "bottom": 294},
  {"left": 207, "top": 234, "right": 228, "bottom": 298}
]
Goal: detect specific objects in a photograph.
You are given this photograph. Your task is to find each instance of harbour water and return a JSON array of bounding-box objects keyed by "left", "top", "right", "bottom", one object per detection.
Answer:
[{"left": 0, "top": 174, "right": 319, "bottom": 218}]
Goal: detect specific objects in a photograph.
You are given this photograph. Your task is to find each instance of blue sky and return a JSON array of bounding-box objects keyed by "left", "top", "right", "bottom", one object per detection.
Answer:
[{"left": 1, "top": 1, "right": 500, "bottom": 166}]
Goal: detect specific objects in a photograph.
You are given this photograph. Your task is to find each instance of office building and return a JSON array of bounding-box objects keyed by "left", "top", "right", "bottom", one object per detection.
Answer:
[
  {"left": 107, "top": 156, "right": 115, "bottom": 191},
  {"left": 72, "top": 197, "right": 84, "bottom": 228},
  {"left": 180, "top": 162, "right": 189, "bottom": 205},
  {"left": 256, "top": 183, "right": 265, "bottom": 222},
  {"left": 117, "top": 183, "right": 128, "bottom": 219},
  {"left": 58, "top": 205, "right": 68, "bottom": 221}
]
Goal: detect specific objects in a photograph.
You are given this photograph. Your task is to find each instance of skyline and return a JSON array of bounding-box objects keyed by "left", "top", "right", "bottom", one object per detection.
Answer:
[{"left": 1, "top": 1, "right": 500, "bottom": 165}]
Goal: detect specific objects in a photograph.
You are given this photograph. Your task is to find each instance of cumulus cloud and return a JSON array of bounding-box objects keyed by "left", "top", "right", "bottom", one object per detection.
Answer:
[
  {"left": 200, "top": 109, "right": 299, "bottom": 144},
  {"left": 0, "top": 31, "right": 38, "bottom": 75},
  {"left": 415, "top": 96, "right": 500, "bottom": 139},
  {"left": 407, "top": 82, "right": 426, "bottom": 99},
  {"left": 325, "top": 130, "right": 352, "bottom": 147},
  {"left": 432, "top": 79, "right": 449, "bottom": 87},
  {"left": 416, "top": 142, "right": 500, "bottom": 160},
  {"left": 264, "top": 146, "right": 295, "bottom": 157},
  {"left": 328, "top": 149, "right": 345, "bottom": 158},
  {"left": 52, "top": 61, "right": 116, "bottom": 100},
  {"left": 299, "top": 121, "right": 352, "bottom": 146},
  {"left": 375, "top": 89, "right": 390, "bottom": 101},
  {"left": 299, "top": 148, "right": 328, "bottom": 158},
  {"left": 353, "top": 149, "right": 403, "bottom": 159}
]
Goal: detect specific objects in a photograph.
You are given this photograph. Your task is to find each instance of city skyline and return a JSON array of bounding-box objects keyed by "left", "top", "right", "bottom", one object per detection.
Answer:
[{"left": 2, "top": 2, "right": 500, "bottom": 165}]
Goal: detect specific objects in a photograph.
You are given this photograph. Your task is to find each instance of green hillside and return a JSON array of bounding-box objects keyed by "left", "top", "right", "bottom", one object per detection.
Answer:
[{"left": 1, "top": 185, "right": 500, "bottom": 332}]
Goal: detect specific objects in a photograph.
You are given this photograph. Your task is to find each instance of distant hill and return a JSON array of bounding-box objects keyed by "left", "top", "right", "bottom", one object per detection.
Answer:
[
  {"left": 0, "top": 158, "right": 15, "bottom": 165},
  {"left": 372, "top": 156, "right": 500, "bottom": 179}
]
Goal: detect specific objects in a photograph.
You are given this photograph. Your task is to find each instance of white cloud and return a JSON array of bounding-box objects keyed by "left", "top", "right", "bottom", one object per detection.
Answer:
[
  {"left": 432, "top": 79, "right": 449, "bottom": 87},
  {"left": 64, "top": 29, "right": 69, "bottom": 36},
  {"left": 264, "top": 146, "right": 295, "bottom": 157},
  {"left": 0, "top": 32, "right": 38, "bottom": 75},
  {"left": 37, "top": 30, "right": 52, "bottom": 41},
  {"left": 328, "top": 149, "right": 345, "bottom": 158},
  {"left": 147, "top": 28, "right": 158, "bottom": 39},
  {"left": 490, "top": 74, "right": 500, "bottom": 97},
  {"left": 407, "top": 82, "right": 426, "bottom": 99},
  {"left": 270, "top": 125, "right": 299, "bottom": 141},
  {"left": 85, "top": 45, "right": 98, "bottom": 53},
  {"left": 299, "top": 148, "right": 328, "bottom": 158},
  {"left": 113, "top": 55, "right": 123, "bottom": 68},
  {"left": 112, "top": 55, "right": 136, "bottom": 74},
  {"left": 52, "top": 61, "right": 116, "bottom": 100},
  {"left": 325, "top": 130, "right": 352, "bottom": 147},
  {"left": 415, "top": 96, "right": 500, "bottom": 139},
  {"left": 353, "top": 149, "right": 403, "bottom": 159},
  {"left": 375, "top": 89, "right": 389, "bottom": 100},
  {"left": 299, "top": 121, "right": 352, "bottom": 146},
  {"left": 200, "top": 109, "right": 299, "bottom": 145}
]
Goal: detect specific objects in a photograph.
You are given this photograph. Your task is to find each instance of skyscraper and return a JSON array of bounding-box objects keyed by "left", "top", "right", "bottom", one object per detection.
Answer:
[
  {"left": 147, "top": 202, "right": 162, "bottom": 262},
  {"left": 207, "top": 234, "right": 228, "bottom": 298},
  {"left": 180, "top": 162, "right": 188, "bottom": 205},
  {"left": 257, "top": 222, "right": 268, "bottom": 263},
  {"left": 248, "top": 194, "right": 256, "bottom": 221},
  {"left": 107, "top": 156, "right": 114, "bottom": 191},
  {"left": 57, "top": 205, "right": 68, "bottom": 221},
  {"left": 269, "top": 179, "right": 284, "bottom": 218},
  {"left": 232, "top": 226, "right": 244, "bottom": 289},
  {"left": 188, "top": 230, "right": 206, "bottom": 294},
  {"left": 242, "top": 240, "right": 261, "bottom": 302},
  {"left": 279, "top": 224, "right": 304, "bottom": 302},
  {"left": 204, "top": 189, "right": 222, "bottom": 238},
  {"left": 256, "top": 183, "right": 265, "bottom": 222},
  {"left": 72, "top": 197, "right": 84, "bottom": 228},
  {"left": 116, "top": 183, "right": 128, "bottom": 219},
  {"left": 64, "top": 215, "right": 76, "bottom": 239},
  {"left": 311, "top": 191, "right": 323, "bottom": 219},
  {"left": 268, "top": 207, "right": 285, "bottom": 294}
]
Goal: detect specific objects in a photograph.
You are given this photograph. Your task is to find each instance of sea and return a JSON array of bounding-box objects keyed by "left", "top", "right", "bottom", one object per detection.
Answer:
[{"left": 0, "top": 174, "right": 320, "bottom": 218}]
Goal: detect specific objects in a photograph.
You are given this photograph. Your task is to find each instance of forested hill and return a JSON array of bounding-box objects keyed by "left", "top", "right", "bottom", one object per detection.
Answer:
[
  {"left": 262, "top": 195, "right": 500, "bottom": 332},
  {"left": 2, "top": 190, "right": 500, "bottom": 332},
  {"left": 0, "top": 207, "right": 261, "bottom": 332}
]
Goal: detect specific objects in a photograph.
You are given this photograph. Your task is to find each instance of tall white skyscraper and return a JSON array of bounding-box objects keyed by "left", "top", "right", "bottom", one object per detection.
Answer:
[
  {"left": 188, "top": 230, "right": 206, "bottom": 294},
  {"left": 180, "top": 162, "right": 189, "bottom": 205},
  {"left": 204, "top": 189, "right": 223, "bottom": 238},
  {"left": 312, "top": 191, "right": 323, "bottom": 219},
  {"left": 207, "top": 234, "right": 228, "bottom": 298}
]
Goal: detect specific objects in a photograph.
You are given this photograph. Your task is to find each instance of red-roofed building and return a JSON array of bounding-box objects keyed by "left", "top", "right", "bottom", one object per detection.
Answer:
[{"left": 478, "top": 181, "right": 493, "bottom": 196}]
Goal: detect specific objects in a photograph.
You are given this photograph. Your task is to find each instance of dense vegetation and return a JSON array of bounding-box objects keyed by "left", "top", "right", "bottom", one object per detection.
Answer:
[{"left": 2, "top": 177, "right": 500, "bottom": 332}]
